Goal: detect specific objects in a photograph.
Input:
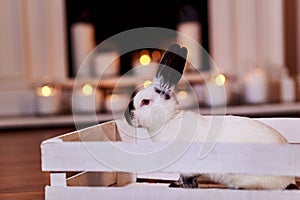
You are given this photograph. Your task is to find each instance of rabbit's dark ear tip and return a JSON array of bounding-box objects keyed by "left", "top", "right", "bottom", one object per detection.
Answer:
[
  {"left": 168, "top": 43, "right": 186, "bottom": 51},
  {"left": 166, "top": 43, "right": 188, "bottom": 59},
  {"left": 169, "top": 44, "right": 188, "bottom": 58},
  {"left": 168, "top": 43, "right": 180, "bottom": 49},
  {"left": 180, "top": 46, "right": 188, "bottom": 57}
]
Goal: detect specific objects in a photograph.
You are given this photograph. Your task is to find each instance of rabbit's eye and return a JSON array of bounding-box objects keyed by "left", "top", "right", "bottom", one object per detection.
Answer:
[{"left": 140, "top": 99, "right": 151, "bottom": 107}]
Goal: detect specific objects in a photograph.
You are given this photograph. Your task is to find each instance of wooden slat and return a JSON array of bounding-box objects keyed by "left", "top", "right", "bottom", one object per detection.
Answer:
[
  {"left": 45, "top": 184, "right": 300, "bottom": 200},
  {"left": 42, "top": 142, "right": 300, "bottom": 177},
  {"left": 50, "top": 173, "right": 66, "bottom": 186}
]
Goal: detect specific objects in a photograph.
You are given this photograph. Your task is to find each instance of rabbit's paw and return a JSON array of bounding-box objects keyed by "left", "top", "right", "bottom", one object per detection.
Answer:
[{"left": 169, "top": 175, "right": 199, "bottom": 188}]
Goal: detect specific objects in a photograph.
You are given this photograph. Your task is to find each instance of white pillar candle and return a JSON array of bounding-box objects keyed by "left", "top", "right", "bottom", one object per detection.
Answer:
[
  {"left": 93, "top": 51, "right": 120, "bottom": 78},
  {"left": 132, "top": 50, "right": 158, "bottom": 80},
  {"left": 26, "top": 0, "right": 67, "bottom": 81},
  {"left": 105, "top": 93, "right": 129, "bottom": 113},
  {"left": 176, "top": 5, "right": 202, "bottom": 72},
  {"left": 204, "top": 83, "right": 227, "bottom": 107},
  {"left": 73, "top": 84, "right": 102, "bottom": 113},
  {"left": 132, "top": 50, "right": 157, "bottom": 80},
  {"left": 176, "top": 90, "right": 198, "bottom": 109},
  {"left": 243, "top": 68, "right": 268, "bottom": 104},
  {"left": 192, "top": 83, "right": 205, "bottom": 105},
  {"left": 36, "top": 84, "right": 61, "bottom": 115},
  {"left": 204, "top": 74, "right": 229, "bottom": 107},
  {"left": 177, "top": 24, "right": 202, "bottom": 73},
  {"left": 133, "top": 63, "right": 158, "bottom": 80},
  {"left": 280, "top": 69, "right": 295, "bottom": 103},
  {"left": 209, "top": 0, "right": 235, "bottom": 75},
  {"left": 71, "top": 22, "right": 96, "bottom": 77},
  {"left": 234, "top": 0, "right": 256, "bottom": 77}
]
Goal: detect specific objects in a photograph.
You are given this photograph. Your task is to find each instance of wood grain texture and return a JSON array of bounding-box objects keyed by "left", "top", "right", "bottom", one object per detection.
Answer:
[{"left": 0, "top": 127, "right": 75, "bottom": 200}]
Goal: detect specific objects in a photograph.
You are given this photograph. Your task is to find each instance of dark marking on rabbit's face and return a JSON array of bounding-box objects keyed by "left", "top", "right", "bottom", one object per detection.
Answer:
[
  {"left": 154, "top": 87, "right": 171, "bottom": 100},
  {"left": 124, "top": 99, "right": 135, "bottom": 126},
  {"left": 124, "top": 86, "right": 159, "bottom": 128}
]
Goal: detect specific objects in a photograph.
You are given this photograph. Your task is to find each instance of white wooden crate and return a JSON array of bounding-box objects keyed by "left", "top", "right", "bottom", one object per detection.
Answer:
[{"left": 41, "top": 118, "right": 300, "bottom": 200}]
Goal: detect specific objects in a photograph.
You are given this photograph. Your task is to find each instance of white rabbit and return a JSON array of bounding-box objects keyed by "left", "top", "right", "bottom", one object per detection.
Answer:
[{"left": 124, "top": 44, "right": 298, "bottom": 190}]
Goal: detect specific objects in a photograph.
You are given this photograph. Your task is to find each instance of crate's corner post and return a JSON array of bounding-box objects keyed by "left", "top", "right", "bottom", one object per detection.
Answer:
[{"left": 50, "top": 173, "right": 67, "bottom": 186}]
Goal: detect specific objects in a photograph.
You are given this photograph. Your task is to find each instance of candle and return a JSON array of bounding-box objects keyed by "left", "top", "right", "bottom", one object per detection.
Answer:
[
  {"left": 73, "top": 84, "right": 102, "bottom": 113},
  {"left": 176, "top": 90, "right": 198, "bottom": 109},
  {"left": 243, "top": 68, "right": 268, "bottom": 104},
  {"left": 105, "top": 93, "right": 130, "bottom": 113},
  {"left": 204, "top": 74, "right": 229, "bottom": 107},
  {"left": 93, "top": 51, "right": 120, "bottom": 78},
  {"left": 132, "top": 50, "right": 158, "bottom": 80},
  {"left": 71, "top": 22, "right": 96, "bottom": 77},
  {"left": 192, "top": 83, "right": 205, "bottom": 105},
  {"left": 36, "top": 83, "right": 61, "bottom": 115},
  {"left": 280, "top": 69, "right": 295, "bottom": 103},
  {"left": 105, "top": 93, "right": 129, "bottom": 113},
  {"left": 176, "top": 5, "right": 202, "bottom": 72}
]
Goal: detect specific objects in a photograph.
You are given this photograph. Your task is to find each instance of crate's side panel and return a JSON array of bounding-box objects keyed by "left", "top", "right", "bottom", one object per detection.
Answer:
[
  {"left": 77, "top": 122, "right": 117, "bottom": 142},
  {"left": 59, "top": 121, "right": 117, "bottom": 142},
  {"left": 42, "top": 142, "right": 300, "bottom": 176},
  {"left": 56, "top": 130, "right": 81, "bottom": 142},
  {"left": 42, "top": 142, "right": 113, "bottom": 172},
  {"left": 45, "top": 185, "right": 300, "bottom": 200},
  {"left": 160, "top": 143, "right": 300, "bottom": 177}
]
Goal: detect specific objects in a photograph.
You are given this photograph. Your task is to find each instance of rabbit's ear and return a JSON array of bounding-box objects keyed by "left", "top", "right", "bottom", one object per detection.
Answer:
[{"left": 153, "top": 44, "right": 188, "bottom": 91}]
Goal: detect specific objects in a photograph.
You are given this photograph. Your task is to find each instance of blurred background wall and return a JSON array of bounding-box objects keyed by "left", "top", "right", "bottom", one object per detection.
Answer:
[{"left": 0, "top": 0, "right": 299, "bottom": 117}]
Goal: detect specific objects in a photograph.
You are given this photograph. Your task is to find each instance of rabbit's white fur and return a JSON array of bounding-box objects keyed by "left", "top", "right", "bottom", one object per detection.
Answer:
[{"left": 126, "top": 84, "right": 296, "bottom": 190}]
